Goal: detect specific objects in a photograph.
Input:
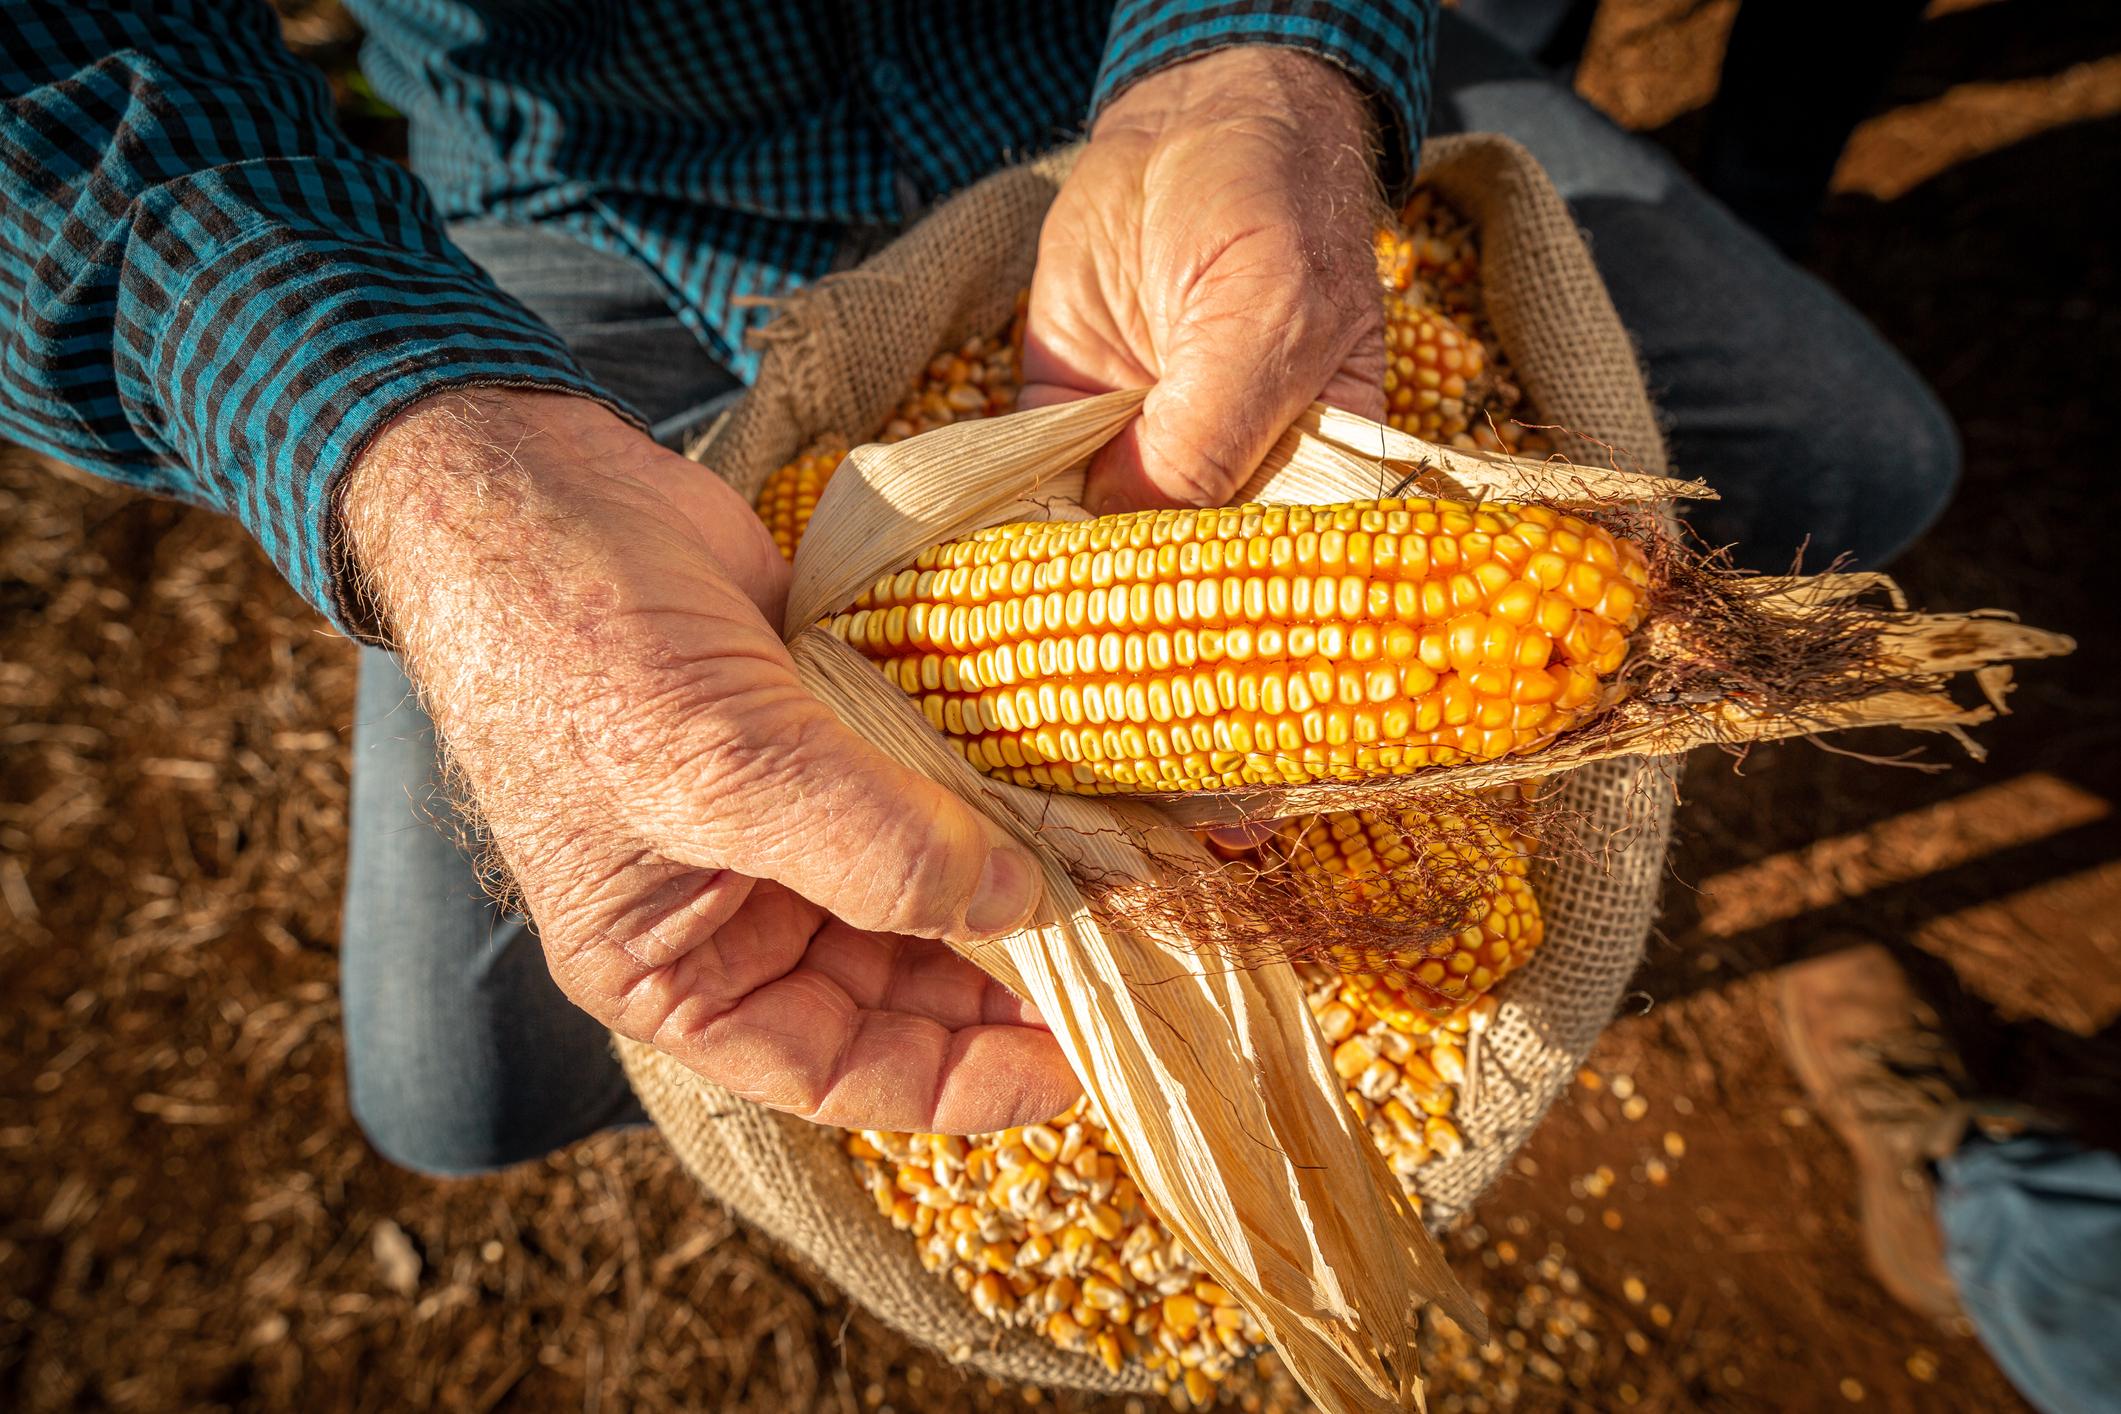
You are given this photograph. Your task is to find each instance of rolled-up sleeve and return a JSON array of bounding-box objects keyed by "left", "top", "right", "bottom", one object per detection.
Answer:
[
  {"left": 1, "top": 1, "right": 628, "bottom": 636},
  {"left": 1091, "top": 0, "right": 1437, "bottom": 198}
]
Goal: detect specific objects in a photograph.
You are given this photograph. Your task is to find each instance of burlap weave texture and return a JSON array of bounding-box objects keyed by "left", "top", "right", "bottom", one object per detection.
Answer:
[{"left": 619, "top": 133, "right": 1675, "bottom": 1390}]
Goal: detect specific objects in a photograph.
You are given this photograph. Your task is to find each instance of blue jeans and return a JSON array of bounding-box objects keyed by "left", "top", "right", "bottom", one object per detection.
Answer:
[
  {"left": 341, "top": 14, "right": 1960, "bottom": 1176},
  {"left": 1937, "top": 1135, "right": 2121, "bottom": 1414}
]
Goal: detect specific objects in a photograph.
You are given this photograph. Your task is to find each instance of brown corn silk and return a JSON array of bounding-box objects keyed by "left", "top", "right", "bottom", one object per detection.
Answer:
[{"left": 617, "top": 136, "right": 2069, "bottom": 1406}]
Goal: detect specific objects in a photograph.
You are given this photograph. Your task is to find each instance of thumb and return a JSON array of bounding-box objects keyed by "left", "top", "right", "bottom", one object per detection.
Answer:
[
  {"left": 640, "top": 674, "right": 1043, "bottom": 944},
  {"left": 1082, "top": 282, "right": 1386, "bottom": 516}
]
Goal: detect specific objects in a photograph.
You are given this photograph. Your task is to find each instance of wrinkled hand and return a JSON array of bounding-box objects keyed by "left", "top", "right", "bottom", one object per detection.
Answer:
[
  {"left": 1024, "top": 47, "right": 1387, "bottom": 514},
  {"left": 343, "top": 390, "right": 1080, "bottom": 1132}
]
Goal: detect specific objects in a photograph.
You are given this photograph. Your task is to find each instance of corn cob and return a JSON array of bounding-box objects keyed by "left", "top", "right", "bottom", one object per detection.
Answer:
[
  {"left": 1281, "top": 804, "right": 1543, "bottom": 1016},
  {"left": 754, "top": 435, "right": 850, "bottom": 563},
  {"left": 827, "top": 498, "right": 1649, "bottom": 793},
  {"left": 1383, "top": 294, "right": 1487, "bottom": 446},
  {"left": 1377, "top": 189, "right": 1551, "bottom": 458}
]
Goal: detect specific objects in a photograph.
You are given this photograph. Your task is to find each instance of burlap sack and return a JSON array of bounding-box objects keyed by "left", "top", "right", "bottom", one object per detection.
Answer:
[{"left": 617, "top": 133, "right": 1676, "bottom": 1390}]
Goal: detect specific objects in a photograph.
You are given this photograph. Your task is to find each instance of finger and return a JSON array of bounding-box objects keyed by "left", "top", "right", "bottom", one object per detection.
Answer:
[
  {"left": 799, "top": 922, "right": 1048, "bottom": 1029},
  {"left": 1017, "top": 380, "right": 1092, "bottom": 413},
  {"left": 667, "top": 969, "right": 1080, "bottom": 1133},
  {"left": 1083, "top": 267, "right": 1386, "bottom": 516},
  {"left": 927, "top": 1027, "right": 1082, "bottom": 1133},
  {"left": 822, "top": 1020, "right": 1081, "bottom": 1134},
  {"left": 1017, "top": 318, "right": 1149, "bottom": 415},
  {"left": 1018, "top": 211, "right": 1154, "bottom": 419},
  {"left": 1320, "top": 359, "right": 1389, "bottom": 425},
  {"left": 735, "top": 710, "right": 1042, "bottom": 942},
  {"left": 1085, "top": 322, "right": 1384, "bottom": 514},
  {"left": 530, "top": 856, "right": 808, "bottom": 1040},
  {"left": 632, "top": 663, "right": 1044, "bottom": 945},
  {"left": 542, "top": 875, "right": 1071, "bottom": 1130}
]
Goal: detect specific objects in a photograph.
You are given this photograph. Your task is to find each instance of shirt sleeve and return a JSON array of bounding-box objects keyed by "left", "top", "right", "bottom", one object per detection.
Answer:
[
  {"left": 1091, "top": 1, "right": 1438, "bottom": 199},
  {"left": 0, "top": 1, "right": 631, "bottom": 639}
]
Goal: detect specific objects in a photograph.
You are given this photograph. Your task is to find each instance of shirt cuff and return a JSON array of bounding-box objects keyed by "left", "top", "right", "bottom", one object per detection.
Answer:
[
  {"left": 127, "top": 215, "right": 637, "bottom": 643},
  {"left": 1092, "top": 1, "right": 1435, "bottom": 200}
]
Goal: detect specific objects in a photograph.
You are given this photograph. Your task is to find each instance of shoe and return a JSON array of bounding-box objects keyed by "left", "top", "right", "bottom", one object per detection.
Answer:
[{"left": 1776, "top": 945, "right": 1971, "bottom": 1325}]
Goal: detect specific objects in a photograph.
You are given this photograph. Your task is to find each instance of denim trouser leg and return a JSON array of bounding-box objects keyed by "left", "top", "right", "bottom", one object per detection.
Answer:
[
  {"left": 1431, "top": 12, "right": 1961, "bottom": 570},
  {"left": 1935, "top": 1135, "right": 2121, "bottom": 1414},
  {"left": 342, "top": 223, "right": 738, "bottom": 1175}
]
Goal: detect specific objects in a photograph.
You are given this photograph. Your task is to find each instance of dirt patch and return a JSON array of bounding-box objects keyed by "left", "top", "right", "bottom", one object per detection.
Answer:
[{"left": 5, "top": 2, "right": 2117, "bottom": 1410}]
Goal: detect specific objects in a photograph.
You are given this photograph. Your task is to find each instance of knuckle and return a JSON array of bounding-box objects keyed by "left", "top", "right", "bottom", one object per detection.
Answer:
[
  {"left": 1153, "top": 447, "right": 1248, "bottom": 507},
  {"left": 846, "top": 811, "right": 974, "bottom": 935}
]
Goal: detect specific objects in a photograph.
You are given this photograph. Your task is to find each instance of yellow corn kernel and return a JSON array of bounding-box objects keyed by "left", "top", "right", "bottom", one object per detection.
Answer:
[
  {"left": 826, "top": 498, "right": 1649, "bottom": 794},
  {"left": 752, "top": 434, "right": 849, "bottom": 562},
  {"left": 1382, "top": 293, "right": 1486, "bottom": 445},
  {"left": 875, "top": 306, "right": 1026, "bottom": 444},
  {"left": 1281, "top": 797, "right": 1546, "bottom": 1017}
]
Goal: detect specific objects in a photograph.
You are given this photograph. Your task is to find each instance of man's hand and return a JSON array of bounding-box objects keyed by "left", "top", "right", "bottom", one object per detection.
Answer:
[
  {"left": 342, "top": 390, "right": 1079, "bottom": 1133},
  {"left": 1023, "top": 47, "right": 1387, "bottom": 514}
]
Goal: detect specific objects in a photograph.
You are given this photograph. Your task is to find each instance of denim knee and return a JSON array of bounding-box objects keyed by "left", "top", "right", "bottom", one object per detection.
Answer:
[
  {"left": 346, "top": 1075, "right": 534, "bottom": 1179},
  {"left": 339, "top": 903, "right": 644, "bottom": 1179},
  {"left": 1786, "top": 352, "right": 1961, "bottom": 569},
  {"left": 1685, "top": 382, "right": 1960, "bottom": 572},
  {"left": 1676, "top": 309, "right": 1962, "bottom": 573},
  {"left": 1817, "top": 355, "right": 1960, "bottom": 567}
]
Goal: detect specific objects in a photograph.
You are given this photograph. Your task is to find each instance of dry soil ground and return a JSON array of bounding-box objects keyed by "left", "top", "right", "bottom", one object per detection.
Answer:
[{"left": 4, "top": 1, "right": 2118, "bottom": 1411}]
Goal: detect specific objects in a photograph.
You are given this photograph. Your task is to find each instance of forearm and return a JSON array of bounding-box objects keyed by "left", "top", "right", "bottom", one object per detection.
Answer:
[{"left": 0, "top": 1, "right": 621, "bottom": 636}]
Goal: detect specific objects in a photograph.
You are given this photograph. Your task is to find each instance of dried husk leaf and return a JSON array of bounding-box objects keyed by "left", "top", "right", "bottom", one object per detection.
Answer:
[
  {"left": 794, "top": 631, "right": 1450, "bottom": 1409},
  {"left": 785, "top": 390, "right": 1143, "bottom": 633},
  {"left": 786, "top": 389, "right": 1478, "bottom": 1410},
  {"left": 1260, "top": 405, "right": 1711, "bottom": 505}
]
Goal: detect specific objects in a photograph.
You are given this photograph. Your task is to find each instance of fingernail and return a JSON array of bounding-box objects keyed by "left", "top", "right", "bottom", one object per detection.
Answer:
[{"left": 964, "top": 846, "right": 1040, "bottom": 936}]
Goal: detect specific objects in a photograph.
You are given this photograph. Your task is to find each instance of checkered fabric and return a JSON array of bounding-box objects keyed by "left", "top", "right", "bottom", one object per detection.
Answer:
[{"left": 2, "top": 1, "right": 1433, "bottom": 631}]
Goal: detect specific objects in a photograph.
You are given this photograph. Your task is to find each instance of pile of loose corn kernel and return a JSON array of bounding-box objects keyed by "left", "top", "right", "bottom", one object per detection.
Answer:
[
  {"left": 849, "top": 1096, "right": 1267, "bottom": 1405},
  {"left": 847, "top": 968, "right": 1521, "bottom": 1401},
  {"left": 875, "top": 295, "right": 1027, "bottom": 444},
  {"left": 1309, "top": 969, "right": 1497, "bottom": 1187}
]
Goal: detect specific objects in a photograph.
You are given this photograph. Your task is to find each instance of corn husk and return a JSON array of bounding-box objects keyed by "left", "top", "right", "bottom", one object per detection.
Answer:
[
  {"left": 790, "top": 390, "right": 1465, "bottom": 1410},
  {"left": 780, "top": 388, "right": 2071, "bottom": 1411}
]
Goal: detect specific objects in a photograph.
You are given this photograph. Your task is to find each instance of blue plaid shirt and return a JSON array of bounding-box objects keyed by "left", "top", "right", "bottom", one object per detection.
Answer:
[{"left": 1, "top": 1, "right": 1435, "bottom": 635}]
